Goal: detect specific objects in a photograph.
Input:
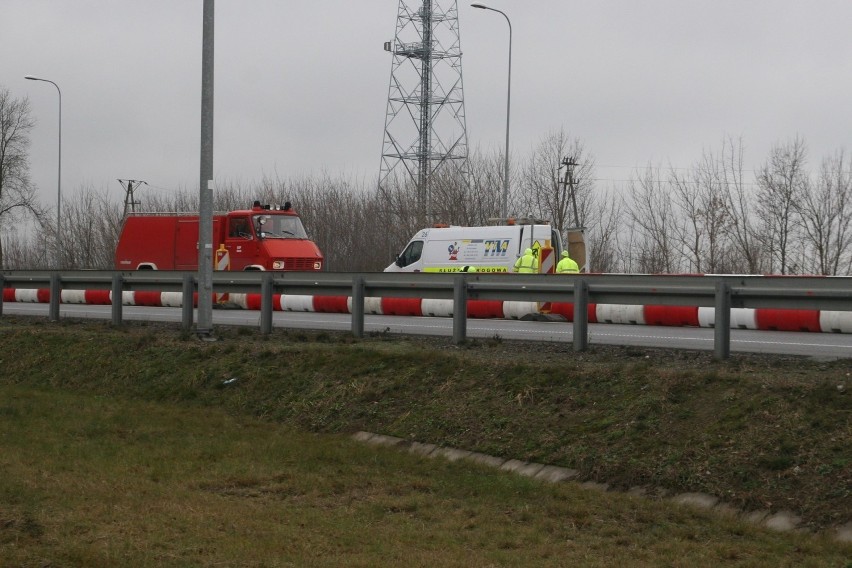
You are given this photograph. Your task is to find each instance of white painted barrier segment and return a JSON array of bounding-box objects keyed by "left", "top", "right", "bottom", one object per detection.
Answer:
[
  {"left": 698, "top": 306, "right": 715, "bottom": 328},
  {"left": 731, "top": 308, "right": 758, "bottom": 330},
  {"left": 60, "top": 290, "right": 87, "bottom": 304},
  {"left": 698, "top": 307, "right": 758, "bottom": 329},
  {"left": 347, "top": 296, "right": 384, "bottom": 315},
  {"left": 15, "top": 289, "right": 40, "bottom": 303},
  {"left": 281, "top": 294, "right": 314, "bottom": 312},
  {"left": 596, "top": 304, "right": 646, "bottom": 325},
  {"left": 160, "top": 292, "right": 183, "bottom": 307},
  {"left": 422, "top": 299, "right": 454, "bottom": 317},
  {"left": 820, "top": 311, "right": 852, "bottom": 333},
  {"left": 502, "top": 301, "right": 539, "bottom": 320},
  {"left": 365, "top": 297, "right": 383, "bottom": 315},
  {"left": 122, "top": 291, "right": 136, "bottom": 306},
  {"left": 228, "top": 293, "right": 249, "bottom": 310}
]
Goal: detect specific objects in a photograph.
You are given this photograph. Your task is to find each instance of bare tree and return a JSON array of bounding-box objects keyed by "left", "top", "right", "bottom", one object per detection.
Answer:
[
  {"left": 430, "top": 157, "right": 500, "bottom": 226},
  {"left": 0, "top": 87, "right": 44, "bottom": 267},
  {"left": 755, "top": 136, "right": 808, "bottom": 274},
  {"left": 518, "top": 129, "right": 595, "bottom": 233},
  {"left": 465, "top": 148, "right": 505, "bottom": 224},
  {"left": 584, "top": 186, "right": 624, "bottom": 272},
  {"left": 624, "top": 164, "right": 681, "bottom": 273},
  {"left": 719, "top": 136, "right": 765, "bottom": 273},
  {"left": 670, "top": 149, "right": 733, "bottom": 273},
  {"left": 796, "top": 150, "right": 852, "bottom": 275},
  {"left": 59, "top": 185, "right": 123, "bottom": 269}
]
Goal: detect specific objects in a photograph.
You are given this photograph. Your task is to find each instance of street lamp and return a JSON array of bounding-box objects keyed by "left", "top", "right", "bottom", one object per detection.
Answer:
[
  {"left": 471, "top": 3, "right": 511, "bottom": 219},
  {"left": 25, "top": 75, "right": 62, "bottom": 268}
]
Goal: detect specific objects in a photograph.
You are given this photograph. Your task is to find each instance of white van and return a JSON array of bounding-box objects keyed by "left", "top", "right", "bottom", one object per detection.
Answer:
[{"left": 385, "top": 223, "right": 563, "bottom": 273}]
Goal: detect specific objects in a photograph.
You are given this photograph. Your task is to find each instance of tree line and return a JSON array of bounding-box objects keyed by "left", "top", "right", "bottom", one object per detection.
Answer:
[{"left": 2, "top": 87, "right": 850, "bottom": 275}]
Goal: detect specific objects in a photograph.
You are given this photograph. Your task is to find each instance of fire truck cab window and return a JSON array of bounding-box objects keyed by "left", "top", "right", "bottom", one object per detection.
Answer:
[
  {"left": 397, "top": 240, "right": 423, "bottom": 267},
  {"left": 253, "top": 215, "right": 309, "bottom": 239},
  {"left": 229, "top": 217, "right": 251, "bottom": 239}
]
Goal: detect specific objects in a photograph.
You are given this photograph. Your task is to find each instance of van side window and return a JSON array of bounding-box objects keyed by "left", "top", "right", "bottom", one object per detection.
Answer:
[{"left": 398, "top": 240, "right": 424, "bottom": 267}]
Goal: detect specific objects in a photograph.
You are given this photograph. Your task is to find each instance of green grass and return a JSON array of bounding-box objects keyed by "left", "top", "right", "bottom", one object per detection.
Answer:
[
  {"left": 0, "top": 317, "right": 850, "bottom": 565},
  {"left": 1, "top": 384, "right": 849, "bottom": 567}
]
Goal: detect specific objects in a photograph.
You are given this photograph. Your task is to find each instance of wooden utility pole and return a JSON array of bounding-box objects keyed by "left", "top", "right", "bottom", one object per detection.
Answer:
[
  {"left": 561, "top": 155, "right": 580, "bottom": 228},
  {"left": 118, "top": 179, "right": 146, "bottom": 217},
  {"left": 560, "top": 155, "right": 587, "bottom": 272}
]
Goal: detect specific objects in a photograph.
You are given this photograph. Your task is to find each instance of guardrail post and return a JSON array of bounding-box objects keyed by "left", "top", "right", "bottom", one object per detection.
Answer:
[
  {"left": 453, "top": 275, "right": 467, "bottom": 344},
  {"left": 260, "top": 273, "right": 273, "bottom": 335},
  {"left": 573, "top": 278, "right": 589, "bottom": 351},
  {"left": 714, "top": 281, "right": 731, "bottom": 360},
  {"left": 111, "top": 274, "right": 124, "bottom": 326},
  {"left": 181, "top": 274, "right": 194, "bottom": 331},
  {"left": 351, "top": 276, "right": 365, "bottom": 338},
  {"left": 0, "top": 275, "right": 4, "bottom": 317},
  {"left": 49, "top": 272, "right": 61, "bottom": 322}
]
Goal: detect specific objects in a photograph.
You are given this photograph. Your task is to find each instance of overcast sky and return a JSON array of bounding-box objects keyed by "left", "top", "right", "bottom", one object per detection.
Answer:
[{"left": 2, "top": 0, "right": 850, "bottom": 210}]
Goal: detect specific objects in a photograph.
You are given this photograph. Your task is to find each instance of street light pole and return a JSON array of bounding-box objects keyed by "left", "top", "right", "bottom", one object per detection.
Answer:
[
  {"left": 197, "top": 0, "right": 215, "bottom": 338},
  {"left": 471, "top": 3, "right": 512, "bottom": 219},
  {"left": 24, "top": 75, "right": 62, "bottom": 268}
]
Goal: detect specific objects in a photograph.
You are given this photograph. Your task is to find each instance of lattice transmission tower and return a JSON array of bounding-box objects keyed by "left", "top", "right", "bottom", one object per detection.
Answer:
[{"left": 379, "top": 0, "right": 469, "bottom": 225}]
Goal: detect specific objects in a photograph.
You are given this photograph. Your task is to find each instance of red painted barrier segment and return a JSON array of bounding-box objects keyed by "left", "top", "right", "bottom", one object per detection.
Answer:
[
  {"left": 381, "top": 297, "right": 423, "bottom": 317},
  {"left": 245, "top": 293, "right": 262, "bottom": 311},
  {"left": 548, "top": 302, "right": 598, "bottom": 323},
  {"left": 37, "top": 288, "right": 51, "bottom": 303},
  {"left": 84, "top": 290, "right": 112, "bottom": 305},
  {"left": 3, "top": 288, "right": 16, "bottom": 302},
  {"left": 755, "top": 308, "right": 822, "bottom": 332},
  {"left": 644, "top": 305, "right": 700, "bottom": 327},
  {"left": 313, "top": 295, "right": 350, "bottom": 313},
  {"left": 134, "top": 291, "right": 162, "bottom": 306},
  {"left": 242, "top": 294, "right": 287, "bottom": 311},
  {"left": 467, "top": 300, "right": 504, "bottom": 319}
]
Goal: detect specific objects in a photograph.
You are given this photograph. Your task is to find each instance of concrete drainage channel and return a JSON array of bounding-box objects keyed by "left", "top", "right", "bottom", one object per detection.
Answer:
[{"left": 352, "top": 431, "right": 852, "bottom": 544}]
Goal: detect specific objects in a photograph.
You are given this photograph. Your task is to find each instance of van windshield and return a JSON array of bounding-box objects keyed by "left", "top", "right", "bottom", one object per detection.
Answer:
[
  {"left": 397, "top": 240, "right": 424, "bottom": 267},
  {"left": 253, "top": 215, "right": 308, "bottom": 239}
]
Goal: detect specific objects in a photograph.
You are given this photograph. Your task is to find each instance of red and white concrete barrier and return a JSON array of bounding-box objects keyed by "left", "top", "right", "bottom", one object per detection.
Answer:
[{"left": 2, "top": 287, "right": 850, "bottom": 334}]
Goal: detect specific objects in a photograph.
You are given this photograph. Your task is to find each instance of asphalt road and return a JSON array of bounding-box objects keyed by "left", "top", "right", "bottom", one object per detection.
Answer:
[{"left": 4, "top": 302, "right": 851, "bottom": 359}]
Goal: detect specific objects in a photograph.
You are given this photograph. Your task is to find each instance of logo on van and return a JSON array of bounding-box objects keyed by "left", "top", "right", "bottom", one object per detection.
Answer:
[
  {"left": 484, "top": 239, "right": 510, "bottom": 257},
  {"left": 447, "top": 242, "right": 460, "bottom": 260}
]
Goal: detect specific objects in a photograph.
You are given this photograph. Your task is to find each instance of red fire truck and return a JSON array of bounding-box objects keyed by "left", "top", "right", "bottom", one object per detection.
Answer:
[{"left": 114, "top": 201, "right": 324, "bottom": 271}]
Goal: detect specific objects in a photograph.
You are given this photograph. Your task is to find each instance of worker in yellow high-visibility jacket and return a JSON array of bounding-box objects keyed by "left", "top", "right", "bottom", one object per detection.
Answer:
[
  {"left": 514, "top": 248, "right": 539, "bottom": 273},
  {"left": 556, "top": 250, "right": 580, "bottom": 274}
]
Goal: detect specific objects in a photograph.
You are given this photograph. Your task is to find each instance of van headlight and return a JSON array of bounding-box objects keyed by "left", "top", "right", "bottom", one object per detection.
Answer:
[
  {"left": 313, "top": 261, "right": 322, "bottom": 270},
  {"left": 272, "top": 260, "right": 285, "bottom": 270}
]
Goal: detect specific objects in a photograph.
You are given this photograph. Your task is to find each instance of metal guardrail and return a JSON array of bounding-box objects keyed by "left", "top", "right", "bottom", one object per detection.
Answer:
[{"left": 2, "top": 270, "right": 851, "bottom": 359}]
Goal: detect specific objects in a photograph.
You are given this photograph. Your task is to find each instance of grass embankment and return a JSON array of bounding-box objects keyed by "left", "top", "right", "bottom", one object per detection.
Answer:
[{"left": 0, "top": 317, "right": 849, "bottom": 565}]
